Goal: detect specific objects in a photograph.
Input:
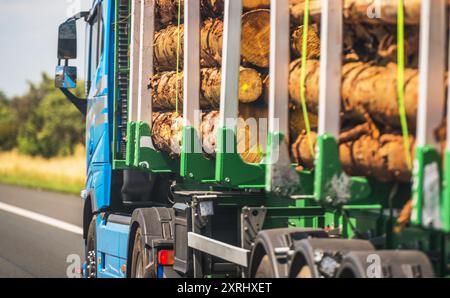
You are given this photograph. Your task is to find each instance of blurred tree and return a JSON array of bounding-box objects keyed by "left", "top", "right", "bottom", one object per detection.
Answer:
[
  {"left": 16, "top": 73, "right": 85, "bottom": 158},
  {"left": 10, "top": 74, "right": 54, "bottom": 122},
  {"left": 0, "top": 91, "right": 18, "bottom": 151}
]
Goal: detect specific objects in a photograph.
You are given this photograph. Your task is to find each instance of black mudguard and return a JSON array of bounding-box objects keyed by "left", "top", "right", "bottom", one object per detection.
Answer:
[{"left": 127, "top": 207, "right": 175, "bottom": 277}]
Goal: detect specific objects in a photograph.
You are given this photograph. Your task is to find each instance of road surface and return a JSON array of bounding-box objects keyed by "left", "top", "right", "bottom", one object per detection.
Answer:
[{"left": 0, "top": 184, "right": 84, "bottom": 277}]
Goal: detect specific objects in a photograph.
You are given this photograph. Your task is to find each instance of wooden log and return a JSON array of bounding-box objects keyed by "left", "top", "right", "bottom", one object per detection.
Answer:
[
  {"left": 291, "top": 123, "right": 416, "bottom": 183},
  {"left": 154, "top": 10, "right": 271, "bottom": 71},
  {"left": 151, "top": 103, "right": 268, "bottom": 164},
  {"left": 155, "top": 0, "right": 284, "bottom": 25},
  {"left": 291, "top": 23, "right": 420, "bottom": 66},
  {"left": 240, "top": 9, "right": 271, "bottom": 68},
  {"left": 288, "top": 59, "right": 421, "bottom": 130},
  {"left": 154, "top": 18, "right": 223, "bottom": 72},
  {"left": 290, "top": 0, "right": 445, "bottom": 27},
  {"left": 149, "top": 67, "right": 263, "bottom": 110},
  {"left": 152, "top": 111, "right": 184, "bottom": 158},
  {"left": 155, "top": 0, "right": 224, "bottom": 25},
  {"left": 291, "top": 24, "right": 321, "bottom": 60},
  {"left": 200, "top": 105, "right": 268, "bottom": 164}
]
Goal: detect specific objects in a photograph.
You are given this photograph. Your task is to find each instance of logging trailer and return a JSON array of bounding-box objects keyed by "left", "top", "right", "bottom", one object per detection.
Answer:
[{"left": 55, "top": 0, "right": 450, "bottom": 278}]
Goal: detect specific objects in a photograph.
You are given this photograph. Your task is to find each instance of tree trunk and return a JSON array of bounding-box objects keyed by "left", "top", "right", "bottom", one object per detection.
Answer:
[
  {"left": 291, "top": 24, "right": 321, "bottom": 60},
  {"left": 154, "top": 10, "right": 271, "bottom": 71},
  {"left": 152, "top": 112, "right": 184, "bottom": 158},
  {"left": 154, "top": 18, "right": 223, "bottom": 72},
  {"left": 288, "top": 59, "right": 421, "bottom": 130},
  {"left": 200, "top": 104, "right": 268, "bottom": 164},
  {"left": 240, "top": 9, "right": 271, "bottom": 68},
  {"left": 291, "top": 23, "right": 420, "bottom": 66},
  {"left": 155, "top": 0, "right": 224, "bottom": 26},
  {"left": 150, "top": 67, "right": 263, "bottom": 110},
  {"left": 291, "top": 123, "right": 415, "bottom": 183},
  {"left": 151, "top": 103, "right": 268, "bottom": 164},
  {"left": 290, "top": 0, "right": 437, "bottom": 27},
  {"left": 155, "top": 0, "right": 287, "bottom": 24}
]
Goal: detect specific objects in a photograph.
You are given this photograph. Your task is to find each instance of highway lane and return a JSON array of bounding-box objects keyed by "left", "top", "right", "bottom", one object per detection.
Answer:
[{"left": 0, "top": 185, "right": 84, "bottom": 277}]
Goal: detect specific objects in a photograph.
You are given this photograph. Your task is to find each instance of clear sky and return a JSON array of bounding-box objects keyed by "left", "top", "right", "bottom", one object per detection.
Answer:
[{"left": 0, "top": 0, "right": 92, "bottom": 98}]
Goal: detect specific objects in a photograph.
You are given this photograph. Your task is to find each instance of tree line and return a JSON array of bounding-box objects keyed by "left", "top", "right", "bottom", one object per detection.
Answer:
[{"left": 0, "top": 73, "right": 85, "bottom": 158}]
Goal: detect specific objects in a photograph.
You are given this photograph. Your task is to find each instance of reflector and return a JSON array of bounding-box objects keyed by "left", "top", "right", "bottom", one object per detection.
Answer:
[{"left": 157, "top": 250, "right": 174, "bottom": 266}]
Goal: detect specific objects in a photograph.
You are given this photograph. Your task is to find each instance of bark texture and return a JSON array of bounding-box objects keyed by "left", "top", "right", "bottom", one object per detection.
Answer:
[
  {"left": 150, "top": 67, "right": 263, "bottom": 110},
  {"left": 154, "top": 10, "right": 272, "bottom": 70},
  {"left": 152, "top": 112, "right": 184, "bottom": 158},
  {"left": 155, "top": 0, "right": 224, "bottom": 25},
  {"left": 154, "top": 18, "right": 223, "bottom": 72},
  {"left": 240, "top": 9, "right": 271, "bottom": 68},
  {"left": 292, "top": 122, "right": 415, "bottom": 183},
  {"left": 289, "top": 0, "right": 446, "bottom": 26},
  {"left": 291, "top": 24, "right": 420, "bottom": 66},
  {"left": 288, "top": 59, "right": 421, "bottom": 130},
  {"left": 151, "top": 104, "right": 268, "bottom": 164}
]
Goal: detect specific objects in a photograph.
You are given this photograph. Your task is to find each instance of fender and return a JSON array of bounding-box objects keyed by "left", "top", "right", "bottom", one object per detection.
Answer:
[{"left": 126, "top": 208, "right": 175, "bottom": 277}]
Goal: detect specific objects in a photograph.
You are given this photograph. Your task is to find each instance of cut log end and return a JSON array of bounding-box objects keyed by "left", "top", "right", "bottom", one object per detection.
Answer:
[{"left": 241, "top": 9, "right": 271, "bottom": 68}]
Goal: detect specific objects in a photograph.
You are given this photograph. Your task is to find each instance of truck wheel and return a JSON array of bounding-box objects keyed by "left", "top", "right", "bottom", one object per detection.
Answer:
[
  {"left": 289, "top": 253, "right": 313, "bottom": 278},
  {"left": 86, "top": 216, "right": 97, "bottom": 278},
  {"left": 249, "top": 228, "right": 328, "bottom": 278},
  {"left": 336, "top": 250, "right": 435, "bottom": 278},
  {"left": 289, "top": 239, "right": 375, "bottom": 278},
  {"left": 130, "top": 227, "right": 152, "bottom": 278},
  {"left": 254, "top": 255, "right": 275, "bottom": 278}
]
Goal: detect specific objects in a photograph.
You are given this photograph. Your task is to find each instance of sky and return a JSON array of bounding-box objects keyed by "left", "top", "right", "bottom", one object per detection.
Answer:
[{"left": 0, "top": 0, "right": 92, "bottom": 98}]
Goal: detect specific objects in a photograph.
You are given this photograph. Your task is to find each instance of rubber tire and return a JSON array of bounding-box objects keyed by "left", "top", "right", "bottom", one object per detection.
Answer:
[
  {"left": 130, "top": 227, "right": 152, "bottom": 278},
  {"left": 85, "top": 216, "right": 97, "bottom": 278}
]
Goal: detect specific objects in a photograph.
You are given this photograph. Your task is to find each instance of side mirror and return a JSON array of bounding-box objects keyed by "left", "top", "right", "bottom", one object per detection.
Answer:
[
  {"left": 55, "top": 65, "right": 77, "bottom": 89},
  {"left": 55, "top": 11, "right": 89, "bottom": 115},
  {"left": 58, "top": 20, "right": 77, "bottom": 59}
]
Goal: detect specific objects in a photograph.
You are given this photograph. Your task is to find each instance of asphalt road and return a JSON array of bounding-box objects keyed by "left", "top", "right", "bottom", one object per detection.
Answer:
[{"left": 0, "top": 184, "right": 84, "bottom": 278}]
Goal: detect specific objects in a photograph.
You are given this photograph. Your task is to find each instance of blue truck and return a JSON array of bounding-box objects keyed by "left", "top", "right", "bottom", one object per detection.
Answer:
[{"left": 55, "top": 0, "right": 450, "bottom": 278}]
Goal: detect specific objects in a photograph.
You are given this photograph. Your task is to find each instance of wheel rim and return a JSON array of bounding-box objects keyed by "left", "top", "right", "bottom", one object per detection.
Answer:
[{"left": 86, "top": 249, "right": 96, "bottom": 278}]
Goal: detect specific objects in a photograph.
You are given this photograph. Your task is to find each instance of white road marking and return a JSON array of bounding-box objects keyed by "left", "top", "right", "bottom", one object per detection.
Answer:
[{"left": 0, "top": 201, "right": 83, "bottom": 235}]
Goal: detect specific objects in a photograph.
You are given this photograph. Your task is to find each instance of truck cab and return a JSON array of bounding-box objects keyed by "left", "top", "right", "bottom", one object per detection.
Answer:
[{"left": 57, "top": 0, "right": 174, "bottom": 278}]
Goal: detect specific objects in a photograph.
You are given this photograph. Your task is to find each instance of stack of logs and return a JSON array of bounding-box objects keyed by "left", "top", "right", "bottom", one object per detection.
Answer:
[
  {"left": 149, "top": 0, "right": 448, "bottom": 183},
  {"left": 151, "top": 0, "right": 275, "bottom": 164}
]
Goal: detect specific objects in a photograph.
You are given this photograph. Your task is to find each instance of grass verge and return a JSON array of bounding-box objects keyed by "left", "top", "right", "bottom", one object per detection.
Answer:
[{"left": 0, "top": 147, "right": 85, "bottom": 195}]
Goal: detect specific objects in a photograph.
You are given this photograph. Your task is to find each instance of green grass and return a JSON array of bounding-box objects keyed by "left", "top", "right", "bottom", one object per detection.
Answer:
[
  {"left": 0, "top": 149, "right": 85, "bottom": 196},
  {"left": 0, "top": 171, "right": 83, "bottom": 195}
]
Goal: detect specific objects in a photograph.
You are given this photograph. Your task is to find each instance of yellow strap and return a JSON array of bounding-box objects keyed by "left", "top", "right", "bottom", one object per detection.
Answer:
[
  {"left": 175, "top": 0, "right": 182, "bottom": 115},
  {"left": 397, "top": 0, "right": 413, "bottom": 170},
  {"left": 300, "top": 0, "right": 315, "bottom": 157}
]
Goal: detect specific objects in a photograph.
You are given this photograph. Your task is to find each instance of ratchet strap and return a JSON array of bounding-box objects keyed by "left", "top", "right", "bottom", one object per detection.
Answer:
[
  {"left": 300, "top": 0, "right": 315, "bottom": 157},
  {"left": 175, "top": 0, "right": 182, "bottom": 115},
  {"left": 397, "top": 0, "right": 413, "bottom": 170}
]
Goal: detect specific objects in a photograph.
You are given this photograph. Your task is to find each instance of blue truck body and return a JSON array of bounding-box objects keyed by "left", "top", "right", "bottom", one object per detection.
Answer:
[{"left": 84, "top": 0, "right": 130, "bottom": 278}]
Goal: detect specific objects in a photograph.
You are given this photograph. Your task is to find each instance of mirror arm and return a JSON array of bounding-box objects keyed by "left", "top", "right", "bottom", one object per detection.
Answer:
[
  {"left": 67, "top": 11, "right": 89, "bottom": 23},
  {"left": 59, "top": 88, "right": 87, "bottom": 116}
]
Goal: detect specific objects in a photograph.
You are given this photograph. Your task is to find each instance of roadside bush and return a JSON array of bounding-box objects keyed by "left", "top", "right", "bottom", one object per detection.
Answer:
[
  {"left": 0, "top": 92, "right": 17, "bottom": 151},
  {"left": 0, "top": 74, "right": 85, "bottom": 158}
]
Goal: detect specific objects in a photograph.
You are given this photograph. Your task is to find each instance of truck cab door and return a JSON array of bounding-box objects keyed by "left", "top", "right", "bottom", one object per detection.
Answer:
[
  {"left": 85, "top": 2, "right": 109, "bottom": 166},
  {"left": 84, "top": 1, "right": 114, "bottom": 211}
]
